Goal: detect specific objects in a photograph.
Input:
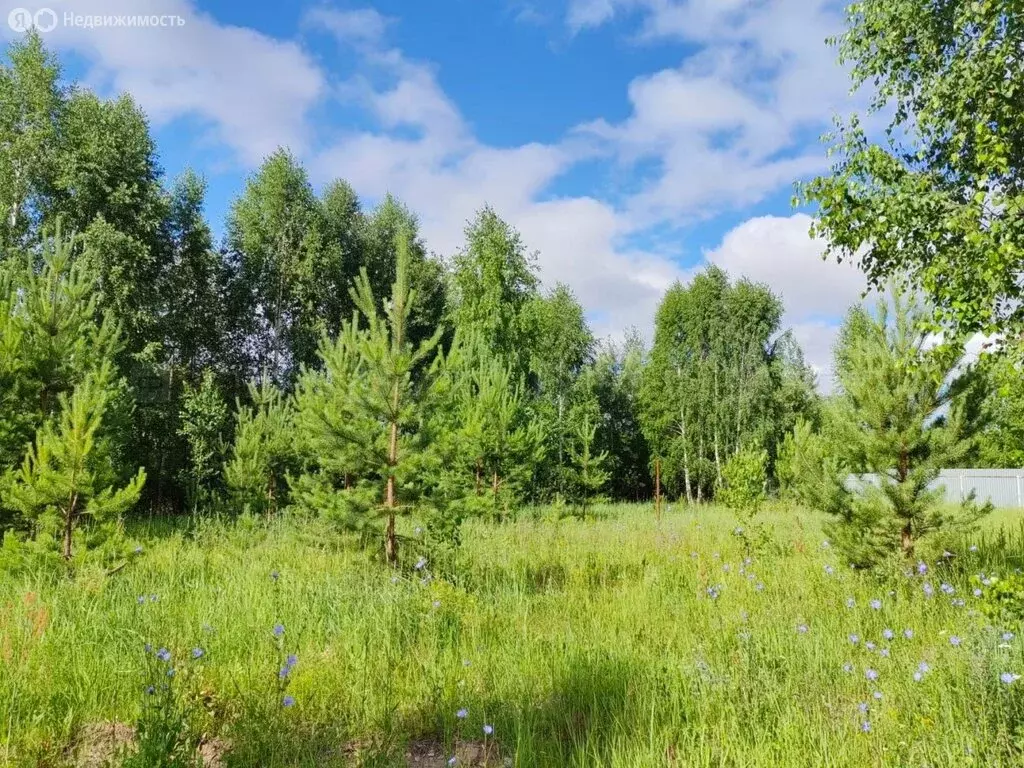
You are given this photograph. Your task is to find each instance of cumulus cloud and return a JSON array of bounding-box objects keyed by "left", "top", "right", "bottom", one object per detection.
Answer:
[
  {"left": 705, "top": 214, "right": 867, "bottom": 322},
  {"left": 9, "top": 0, "right": 325, "bottom": 166},
  {"left": 701, "top": 214, "right": 868, "bottom": 390},
  {"left": 14, "top": 0, "right": 868, "bottom": 386},
  {"left": 306, "top": 7, "right": 682, "bottom": 342},
  {"left": 573, "top": 0, "right": 854, "bottom": 225}
]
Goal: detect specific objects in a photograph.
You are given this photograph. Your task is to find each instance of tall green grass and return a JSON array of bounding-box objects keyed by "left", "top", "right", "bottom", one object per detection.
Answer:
[{"left": 3, "top": 504, "right": 1024, "bottom": 766}]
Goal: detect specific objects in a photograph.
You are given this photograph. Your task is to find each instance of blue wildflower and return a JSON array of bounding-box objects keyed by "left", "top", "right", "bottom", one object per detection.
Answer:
[
  {"left": 273, "top": 624, "right": 285, "bottom": 638},
  {"left": 192, "top": 647, "right": 204, "bottom": 659},
  {"left": 974, "top": 588, "right": 983, "bottom": 597},
  {"left": 842, "top": 662, "right": 854, "bottom": 673},
  {"left": 282, "top": 695, "right": 295, "bottom": 708},
  {"left": 903, "top": 628, "right": 914, "bottom": 639},
  {"left": 755, "top": 582, "right": 765, "bottom": 592},
  {"left": 824, "top": 565, "right": 835, "bottom": 576},
  {"left": 865, "top": 668, "right": 878, "bottom": 681},
  {"left": 156, "top": 648, "right": 171, "bottom": 662},
  {"left": 865, "top": 641, "right": 876, "bottom": 651},
  {"left": 858, "top": 702, "right": 869, "bottom": 713},
  {"left": 860, "top": 721, "right": 871, "bottom": 733},
  {"left": 940, "top": 583, "right": 955, "bottom": 595},
  {"left": 872, "top": 691, "right": 883, "bottom": 700},
  {"left": 923, "top": 582, "right": 934, "bottom": 597},
  {"left": 797, "top": 624, "right": 809, "bottom": 634},
  {"left": 1002, "top": 631, "right": 1015, "bottom": 642},
  {"left": 456, "top": 708, "right": 468, "bottom": 719},
  {"left": 849, "top": 634, "right": 860, "bottom": 645},
  {"left": 144, "top": 643, "right": 152, "bottom": 653},
  {"left": 870, "top": 599, "right": 882, "bottom": 610},
  {"left": 950, "top": 636, "right": 962, "bottom": 647},
  {"left": 882, "top": 629, "right": 894, "bottom": 640},
  {"left": 917, "top": 562, "right": 928, "bottom": 575},
  {"left": 137, "top": 596, "right": 146, "bottom": 605},
  {"left": 1001, "top": 672, "right": 1020, "bottom": 685},
  {"left": 845, "top": 597, "right": 855, "bottom": 609},
  {"left": 483, "top": 724, "right": 493, "bottom": 735},
  {"left": 415, "top": 557, "right": 428, "bottom": 571}
]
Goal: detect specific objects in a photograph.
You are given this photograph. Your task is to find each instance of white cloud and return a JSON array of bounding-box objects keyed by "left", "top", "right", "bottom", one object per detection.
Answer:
[
  {"left": 303, "top": 6, "right": 391, "bottom": 46},
  {"left": 788, "top": 321, "right": 842, "bottom": 393},
  {"left": 705, "top": 214, "right": 866, "bottom": 322},
  {"left": 24, "top": 0, "right": 325, "bottom": 165},
  {"left": 572, "top": 0, "right": 853, "bottom": 225},
  {"left": 18, "top": 0, "right": 867, "bottom": 384},
  {"left": 307, "top": 8, "right": 681, "bottom": 343},
  {"left": 703, "top": 214, "right": 869, "bottom": 391}
]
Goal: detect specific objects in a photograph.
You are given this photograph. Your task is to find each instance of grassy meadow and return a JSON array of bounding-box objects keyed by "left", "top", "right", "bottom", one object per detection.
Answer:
[{"left": 3, "top": 504, "right": 1024, "bottom": 767}]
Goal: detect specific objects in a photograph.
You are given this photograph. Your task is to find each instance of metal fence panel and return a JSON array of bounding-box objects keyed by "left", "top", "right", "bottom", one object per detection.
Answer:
[{"left": 848, "top": 470, "right": 1024, "bottom": 508}]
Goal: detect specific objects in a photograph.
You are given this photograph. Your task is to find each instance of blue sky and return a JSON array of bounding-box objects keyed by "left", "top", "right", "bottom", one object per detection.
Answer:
[{"left": 3, "top": 0, "right": 872, "bottom": 386}]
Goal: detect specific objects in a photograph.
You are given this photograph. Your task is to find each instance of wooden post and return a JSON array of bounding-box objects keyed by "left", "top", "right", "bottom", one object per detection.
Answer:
[{"left": 654, "top": 457, "right": 662, "bottom": 522}]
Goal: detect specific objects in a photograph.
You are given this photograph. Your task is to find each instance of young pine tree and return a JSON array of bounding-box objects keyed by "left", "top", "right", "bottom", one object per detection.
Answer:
[
  {"left": 4, "top": 361, "right": 145, "bottom": 560},
  {"left": 438, "top": 339, "right": 544, "bottom": 520},
  {"left": 567, "top": 414, "right": 610, "bottom": 518},
  {"left": 0, "top": 225, "right": 121, "bottom": 469},
  {"left": 223, "top": 379, "right": 295, "bottom": 517},
  {"left": 177, "top": 369, "right": 230, "bottom": 511},
  {"left": 294, "top": 224, "right": 442, "bottom": 564},
  {"left": 793, "top": 293, "right": 990, "bottom": 566}
]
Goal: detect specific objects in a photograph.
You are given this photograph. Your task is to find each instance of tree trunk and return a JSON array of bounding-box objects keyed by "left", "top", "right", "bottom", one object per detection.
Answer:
[
  {"left": 713, "top": 428, "right": 723, "bottom": 488},
  {"left": 698, "top": 431, "right": 705, "bottom": 504},
  {"left": 384, "top": 510, "right": 396, "bottom": 564},
  {"left": 492, "top": 470, "right": 499, "bottom": 500},
  {"left": 62, "top": 493, "right": 78, "bottom": 561},
  {"left": 654, "top": 457, "right": 662, "bottom": 520},
  {"left": 384, "top": 386, "right": 400, "bottom": 566},
  {"left": 901, "top": 522, "right": 914, "bottom": 555},
  {"left": 713, "top": 369, "right": 723, "bottom": 486},
  {"left": 898, "top": 446, "right": 911, "bottom": 556},
  {"left": 680, "top": 410, "right": 692, "bottom": 504}
]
